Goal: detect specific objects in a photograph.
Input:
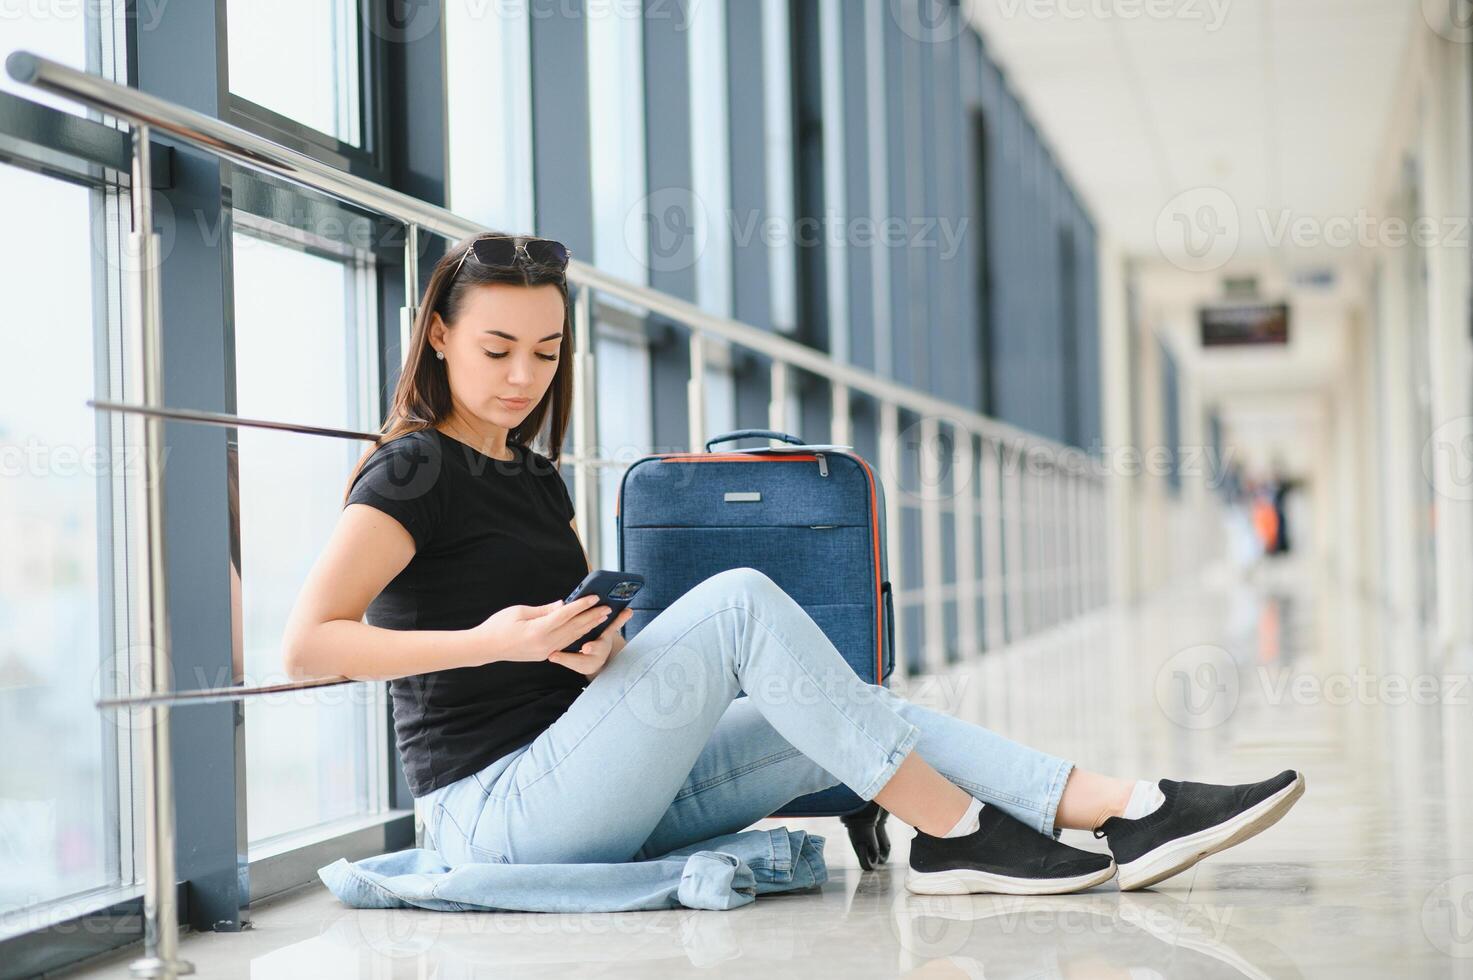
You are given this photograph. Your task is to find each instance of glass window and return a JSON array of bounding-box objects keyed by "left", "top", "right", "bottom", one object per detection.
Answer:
[
  {"left": 230, "top": 218, "right": 382, "bottom": 845},
  {"left": 1, "top": 9, "right": 84, "bottom": 115},
  {"left": 445, "top": 0, "right": 534, "bottom": 230},
  {"left": 227, "top": 0, "right": 362, "bottom": 146},
  {"left": 594, "top": 325, "right": 653, "bottom": 572},
  {"left": 0, "top": 165, "right": 117, "bottom": 914}
]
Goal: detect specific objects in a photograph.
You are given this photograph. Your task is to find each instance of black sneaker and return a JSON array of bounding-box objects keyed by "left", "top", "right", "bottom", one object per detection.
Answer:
[
  {"left": 1094, "top": 769, "right": 1306, "bottom": 891},
  {"left": 906, "top": 804, "right": 1116, "bottom": 895}
]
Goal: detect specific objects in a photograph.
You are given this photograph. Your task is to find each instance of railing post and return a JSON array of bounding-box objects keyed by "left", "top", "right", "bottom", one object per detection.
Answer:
[
  {"left": 688, "top": 331, "right": 706, "bottom": 453},
  {"left": 1003, "top": 443, "right": 1026, "bottom": 644},
  {"left": 126, "top": 122, "right": 193, "bottom": 980},
  {"left": 768, "top": 359, "right": 789, "bottom": 435},
  {"left": 980, "top": 437, "right": 1006, "bottom": 651},
  {"left": 401, "top": 223, "right": 419, "bottom": 368},
  {"left": 880, "top": 401, "right": 906, "bottom": 680},
  {"left": 1036, "top": 460, "right": 1049, "bottom": 630},
  {"left": 1072, "top": 465, "right": 1084, "bottom": 618},
  {"left": 830, "top": 381, "right": 851, "bottom": 446},
  {"left": 571, "top": 284, "right": 600, "bottom": 564},
  {"left": 954, "top": 428, "right": 978, "bottom": 659},
  {"left": 1047, "top": 461, "right": 1062, "bottom": 628},
  {"left": 918, "top": 415, "right": 945, "bottom": 670}
]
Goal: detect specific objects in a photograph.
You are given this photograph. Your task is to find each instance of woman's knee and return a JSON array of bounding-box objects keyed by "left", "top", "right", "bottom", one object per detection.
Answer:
[{"left": 705, "top": 566, "right": 788, "bottom": 606}]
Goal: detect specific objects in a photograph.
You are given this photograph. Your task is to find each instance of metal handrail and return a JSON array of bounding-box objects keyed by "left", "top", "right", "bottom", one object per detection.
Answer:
[
  {"left": 95, "top": 675, "right": 357, "bottom": 710},
  {"left": 7, "top": 50, "right": 1091, "bottom": 467}
]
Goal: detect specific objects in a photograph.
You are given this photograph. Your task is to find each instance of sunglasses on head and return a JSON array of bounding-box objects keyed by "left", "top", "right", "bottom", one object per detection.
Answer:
[{"left": 452, "top": 235, "right": 571, "bottom": 279}]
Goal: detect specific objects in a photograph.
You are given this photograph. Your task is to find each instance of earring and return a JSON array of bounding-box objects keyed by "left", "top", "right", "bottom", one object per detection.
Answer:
[{"left": 435, "top": 350, "right": 444, "bottom": 360}]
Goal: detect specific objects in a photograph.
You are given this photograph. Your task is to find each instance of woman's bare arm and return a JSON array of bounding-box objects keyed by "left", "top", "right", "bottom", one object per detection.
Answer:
[{"left": 281, "top": 504, "right": 480, "bottom": 682}]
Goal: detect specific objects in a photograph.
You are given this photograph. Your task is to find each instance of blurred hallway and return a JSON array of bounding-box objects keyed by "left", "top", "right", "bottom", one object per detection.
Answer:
[{"left": 64, "top": 554, "right": 1473, "bottom": 977}]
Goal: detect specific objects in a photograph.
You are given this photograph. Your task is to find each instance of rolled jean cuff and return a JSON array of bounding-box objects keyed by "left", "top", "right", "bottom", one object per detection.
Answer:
[
  {"left": 1040, "top": 758, "right": 1075, "bottom": 839},
  {"left": 855, "top": 719, "right": 923, "bottom": 801}
]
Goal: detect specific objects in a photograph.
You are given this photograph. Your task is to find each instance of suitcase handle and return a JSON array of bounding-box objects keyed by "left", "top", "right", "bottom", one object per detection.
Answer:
[
  {"left": 881, "top": 580, "right": 895, "bottom": 680},
  {"left": 704, "top": 429, "right": 806, "bottom": 453}
]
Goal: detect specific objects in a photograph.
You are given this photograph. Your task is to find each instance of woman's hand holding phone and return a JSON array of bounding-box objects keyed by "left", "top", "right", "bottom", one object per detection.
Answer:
[
  {"left": 546, "top": 605, "right": 634, "bottom": 678},
  {"left": 466, "top": 594, "right": 616, "bottom": 666}
]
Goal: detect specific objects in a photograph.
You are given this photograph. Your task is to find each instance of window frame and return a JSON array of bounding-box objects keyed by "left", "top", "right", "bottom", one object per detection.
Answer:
[
  {"left": 224, "top": 0, "right": 391, "bottom": 186},
  {"left": 0, "top": 102, "right": 147, "bottom": 978}
]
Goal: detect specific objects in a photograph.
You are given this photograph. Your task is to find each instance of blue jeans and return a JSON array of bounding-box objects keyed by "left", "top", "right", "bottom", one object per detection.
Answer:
[{"left": 420, "top": 567, "right": 1075, "bottom": 866}]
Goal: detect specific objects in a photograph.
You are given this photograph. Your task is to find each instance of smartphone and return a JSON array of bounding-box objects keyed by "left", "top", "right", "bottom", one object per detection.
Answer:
[{"left": 560, "top": 570, "right": 645, "bottom": 653}]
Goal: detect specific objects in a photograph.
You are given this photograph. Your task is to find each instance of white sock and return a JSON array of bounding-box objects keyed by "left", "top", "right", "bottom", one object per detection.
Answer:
[
  {"left": 1123, "top": 779, "right": 1165, "bottom": 820},
  {"left": 941, "top": 796, "right": 986, "bottom": 838}
]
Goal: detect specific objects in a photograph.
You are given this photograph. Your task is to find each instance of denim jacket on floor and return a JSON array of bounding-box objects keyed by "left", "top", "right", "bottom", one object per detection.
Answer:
[{"left": 317, "top": 826, "right": 827, "bottom": 913}]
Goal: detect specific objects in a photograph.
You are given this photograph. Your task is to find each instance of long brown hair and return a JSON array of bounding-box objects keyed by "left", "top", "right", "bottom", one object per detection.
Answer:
[{"left": 343, "top": 230, "right": 575, "bottom": 501}]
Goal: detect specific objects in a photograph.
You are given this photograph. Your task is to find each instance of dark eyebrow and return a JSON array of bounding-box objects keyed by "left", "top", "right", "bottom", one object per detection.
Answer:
[{"left": 483, "top": 330, "right": 563, "bottom": 342}]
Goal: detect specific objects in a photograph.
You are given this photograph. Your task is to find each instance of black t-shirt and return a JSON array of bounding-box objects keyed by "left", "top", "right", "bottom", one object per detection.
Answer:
[{"left": 344, "top": 427, "right": 589, "bottom": 797}]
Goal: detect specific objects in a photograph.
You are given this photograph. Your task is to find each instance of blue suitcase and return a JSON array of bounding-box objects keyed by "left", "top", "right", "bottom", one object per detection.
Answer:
[{"left": 615, "top": 429, "right": 897, "bottom": 868}]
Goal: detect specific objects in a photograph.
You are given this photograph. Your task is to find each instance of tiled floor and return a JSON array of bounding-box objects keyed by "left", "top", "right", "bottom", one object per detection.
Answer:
[{"left": 65, "top": 560, "right": 1473, "bottom": 977}]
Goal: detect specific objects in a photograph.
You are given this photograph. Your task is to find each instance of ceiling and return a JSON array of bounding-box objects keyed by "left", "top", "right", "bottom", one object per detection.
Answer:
[{"left": 965, "top": 0, "right": 1421, "bottom": 259}]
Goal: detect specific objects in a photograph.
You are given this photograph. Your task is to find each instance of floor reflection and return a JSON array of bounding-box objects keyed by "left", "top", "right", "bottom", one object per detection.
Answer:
[{"left": 64, "top": 559, "right": 1473, "bottom": 978}]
